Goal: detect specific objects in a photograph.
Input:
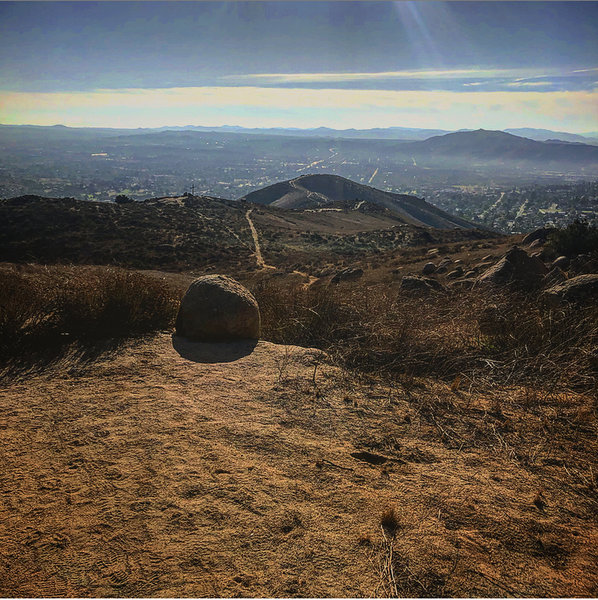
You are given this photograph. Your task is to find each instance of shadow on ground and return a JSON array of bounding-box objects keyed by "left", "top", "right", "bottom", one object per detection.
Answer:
[{"left": 172, "top": 334, "right": 259, "bottom": 364}]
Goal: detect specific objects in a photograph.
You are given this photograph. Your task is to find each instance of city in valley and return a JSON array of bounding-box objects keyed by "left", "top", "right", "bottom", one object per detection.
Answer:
[{"left": 1, "top": 124, "right": 597, "bottom": 233}]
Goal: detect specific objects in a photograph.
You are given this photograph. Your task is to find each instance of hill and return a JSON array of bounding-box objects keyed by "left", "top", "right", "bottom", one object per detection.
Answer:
[
  {"left": 402, "top": 129, "right": 598, "bottom": 165},
  {"left": 504, "top": 127, "right": 598, "bottom": 146},
  {"left": 0, "top": 194, "right": 254, "bottom": 271},
  {"left": 0, "top": 185, "right": 494, "bottom": 273},
  {"left": 240, "top": 174, "right": 476, "bottom": 229}
]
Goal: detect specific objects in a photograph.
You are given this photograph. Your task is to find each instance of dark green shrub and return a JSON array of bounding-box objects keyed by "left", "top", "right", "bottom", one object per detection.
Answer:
[{"left": 546, "top": 220, "right": 598, "bottom": 257}]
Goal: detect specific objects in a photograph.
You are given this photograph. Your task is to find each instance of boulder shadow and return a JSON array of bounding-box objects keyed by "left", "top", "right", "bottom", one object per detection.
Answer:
[{"left": 172, "top": 334, "right": 259, "bottom": 364}]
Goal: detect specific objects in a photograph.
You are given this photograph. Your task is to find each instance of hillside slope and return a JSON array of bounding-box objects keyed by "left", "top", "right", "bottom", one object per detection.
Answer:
[
  {"left": 0, "top": 194, "right": 253, "bottom": 271},
  {"left": 1, "top": 333, "right": 596, "bottom": 597},
  {"left": 0, "top": 192, "right": 493, "bottom": 272},
  {"left": 403, "top": 129, "right": 598, "bottom": 164},
  {"left": 240, "top": 174, "right": 476, "bottom": 229}
]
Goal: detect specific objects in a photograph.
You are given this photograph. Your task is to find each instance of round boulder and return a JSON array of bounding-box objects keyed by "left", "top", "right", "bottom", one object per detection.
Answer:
[
  {"left": 422, "top": 262, "right": 436, "bottom": 275},
  {"left": 175, "top": 275, "right": 260, "bottom": 342}
]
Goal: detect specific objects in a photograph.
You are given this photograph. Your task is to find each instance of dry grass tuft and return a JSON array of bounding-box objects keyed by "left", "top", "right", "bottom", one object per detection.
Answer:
[
  {"left": 380, "top": 506, "right": 400, "bottom": 537},
  {"left": 0, "top": 263, "right": 179, "bottom": 373},
  {"left": 251, "top": 277, "right": 598, "bottom": 394}
]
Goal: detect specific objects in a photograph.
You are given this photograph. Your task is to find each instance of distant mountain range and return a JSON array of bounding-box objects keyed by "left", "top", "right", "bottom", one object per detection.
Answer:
[
  {"left": 240, "top": 174, "right": 476, "bottom": 229},
  {"left": 502, "top": 128, "right": 595, "bottom": 145},
  {"left": 2, "top": 123, "right": 597, "bottom": 144}
]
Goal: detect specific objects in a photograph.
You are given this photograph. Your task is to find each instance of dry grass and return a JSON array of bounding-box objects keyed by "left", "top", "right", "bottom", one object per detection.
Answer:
[
  {"left": 252, "top": 277, "right": 598, "bottom": 394},
  {"left": 0, "top": 263, "right": 179, "bottom": 373}
]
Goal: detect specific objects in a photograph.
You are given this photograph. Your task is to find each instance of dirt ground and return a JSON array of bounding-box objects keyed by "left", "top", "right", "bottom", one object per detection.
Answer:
[{"left": 0, "top": 333, "right": 596, "bottom": 597}]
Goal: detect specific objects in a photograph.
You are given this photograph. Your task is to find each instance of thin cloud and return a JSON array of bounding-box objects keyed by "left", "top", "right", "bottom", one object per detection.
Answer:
[
  {"left": 507, "top": 81, "right": 554, "bottom": 88},
  {"left": 224, "top": 68, "right": 549, "bottom": 83}
]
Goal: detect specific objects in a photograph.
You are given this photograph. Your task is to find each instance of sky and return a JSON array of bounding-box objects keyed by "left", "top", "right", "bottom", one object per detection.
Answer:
[{"left": 1, "top": 1, "right": 597, "bottom": 132}]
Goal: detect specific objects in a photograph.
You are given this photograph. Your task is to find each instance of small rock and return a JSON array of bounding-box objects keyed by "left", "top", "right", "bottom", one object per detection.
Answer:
[
  {"left": 551, "top": 256, "right": 569, "bottom": 271},
  {"left": 400, "top": 276, "right": 444, "bottom": 294},
  {"left": 422, "top": 262, "right": 436, "bottom": 275},
  {"left": 447, "top": 266, "right": 464, "bottom": 279},
  {"left": 331, "top": 267, "right": 364, "bottom": 284}
]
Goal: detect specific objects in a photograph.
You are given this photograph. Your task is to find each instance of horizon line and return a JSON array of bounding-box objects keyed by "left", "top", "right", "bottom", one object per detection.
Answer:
[{"left": 1, "top": 123, "right": 596, "bottom": 137}]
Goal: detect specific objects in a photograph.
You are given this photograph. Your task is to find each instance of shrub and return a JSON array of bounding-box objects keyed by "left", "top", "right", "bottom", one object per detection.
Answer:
[
  {"left": 0, "top": 264, "right": 179, "bottom": 364},
  {"left": 546, "top": 220, "right": 598, "bottom": 257},
  {"left": 250, "top": 277, "right": 598, "bottom": 392},
  {"left": 115, "top": 194, "right": 133, "bottom": 204}
]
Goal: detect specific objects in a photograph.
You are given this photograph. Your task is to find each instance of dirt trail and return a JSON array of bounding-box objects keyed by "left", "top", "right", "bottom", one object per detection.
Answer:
[
  {"left": 246, "top": 208, "right": 317, "bottom": 287},
  {"left": 245, "top": 208, "right": 274, "bottom": 269},
  {"left": 1, "top": 333, "right": 596, "bottom": 597}
]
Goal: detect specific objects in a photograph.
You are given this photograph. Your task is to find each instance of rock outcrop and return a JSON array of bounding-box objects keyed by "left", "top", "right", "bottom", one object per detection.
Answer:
[
  {"left": 522, "top": 227, "right": 554, "bottom": 247},
  {"left": 477, "top": 246, "right": 548, "bottom": 289},
  {"left": 542, "top": 274, "right": 598, "bottom": 306},
  {"left": 175, "top": 275, "right": 261, "bottom": 342}
]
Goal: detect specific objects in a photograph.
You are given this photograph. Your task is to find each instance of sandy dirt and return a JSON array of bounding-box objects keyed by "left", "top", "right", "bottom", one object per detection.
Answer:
[{"left": 0, "top": 334, "right": 596, "bottom": 597}]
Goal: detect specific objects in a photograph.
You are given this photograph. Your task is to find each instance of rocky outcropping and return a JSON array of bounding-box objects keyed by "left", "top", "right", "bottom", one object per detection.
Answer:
[
  {"left": 175, "top": 275, "right": 261, "bottom": 342},
  {"left": 542, "top": 274, "right": 598, "bottom": 306},
  {"left": 477, "top": 246, "right": 548, "bottom": 290},
  {"left": 522, "top": 227, "right": 555, "bottom": 247}
]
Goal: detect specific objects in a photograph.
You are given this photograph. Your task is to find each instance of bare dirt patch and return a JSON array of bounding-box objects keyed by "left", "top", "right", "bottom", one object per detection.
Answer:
[{"left": 0, "top": 333, "right": 596, "bottom": 597}]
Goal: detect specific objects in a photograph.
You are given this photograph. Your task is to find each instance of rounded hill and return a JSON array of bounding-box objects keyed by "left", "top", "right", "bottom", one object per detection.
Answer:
[{"left": 239, "top": 174, "right": 476, "bottom": 229}]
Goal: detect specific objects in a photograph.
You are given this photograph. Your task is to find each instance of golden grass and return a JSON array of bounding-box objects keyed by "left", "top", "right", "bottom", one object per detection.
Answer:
[
  {"left": 0, "top": 263, "right": 179, "bottom": 371},
  {"left": 251, "top": 276, "right": 598, "bottom": 393}
]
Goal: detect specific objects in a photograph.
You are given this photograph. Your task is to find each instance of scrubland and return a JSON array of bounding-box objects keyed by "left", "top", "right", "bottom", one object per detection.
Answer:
[{"left": 0, "top": 225, "right": 597, "bottom": 597}]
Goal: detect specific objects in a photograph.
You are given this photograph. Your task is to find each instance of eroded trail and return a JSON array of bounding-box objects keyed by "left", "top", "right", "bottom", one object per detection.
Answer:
[
  {"left": 245, "top": 208, "right": 316, "bottom": 287},
  {"left": 245, "top": 208, "right": 273, "bottom": 269}
]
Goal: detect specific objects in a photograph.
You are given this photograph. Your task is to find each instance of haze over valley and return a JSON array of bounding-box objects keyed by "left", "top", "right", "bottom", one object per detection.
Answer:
[{"left": 2, "top": 123, "right": 598, "bottom": 233}]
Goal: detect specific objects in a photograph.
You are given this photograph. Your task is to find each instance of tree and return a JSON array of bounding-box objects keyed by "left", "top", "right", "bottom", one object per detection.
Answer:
[{"left": 115, "top": 194, "right": 133, "bottom": 204}]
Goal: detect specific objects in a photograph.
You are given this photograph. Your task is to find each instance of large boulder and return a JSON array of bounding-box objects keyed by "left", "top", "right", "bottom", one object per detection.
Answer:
[
  {"left": 542, "top": 274, "right": 598, "bottom": 306},
  {"left": 522, "top": 227, "right": 555, "bottom": 247},
  {"left": 175, "top": 275, "right": 261, "bottom": 342},
  {"left": 477, "top": 246, "right": 548, "bottom": 290}
]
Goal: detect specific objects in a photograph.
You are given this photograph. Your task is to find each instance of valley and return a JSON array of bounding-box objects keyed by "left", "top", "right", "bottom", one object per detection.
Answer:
[{"left": 2, "top": 125, "right": 597, "bottom": 234}]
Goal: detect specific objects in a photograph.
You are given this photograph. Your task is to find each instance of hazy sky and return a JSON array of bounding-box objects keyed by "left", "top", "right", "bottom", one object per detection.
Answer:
[{"left": 1, "top": 1, "right": 597, "bottom": 131}]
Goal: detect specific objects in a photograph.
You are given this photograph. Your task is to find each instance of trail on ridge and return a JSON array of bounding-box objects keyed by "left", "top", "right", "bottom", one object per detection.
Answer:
[
  {"left": 245, "top": 208, "right": 274, "bottom": 269},
  {"left": 245, "top": 207, "right": 318, "bottom": 287}
]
